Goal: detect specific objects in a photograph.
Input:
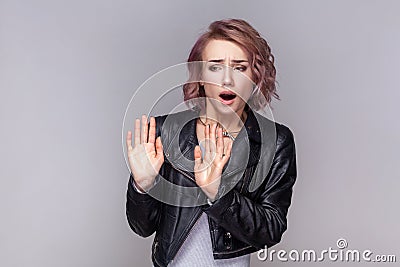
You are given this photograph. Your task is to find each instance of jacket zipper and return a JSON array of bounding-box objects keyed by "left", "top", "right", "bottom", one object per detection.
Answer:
[
  {"left": 168, "top": 210, "right": 203, "bottom": 265},
  {"left": 168, "top": 160, "right": 196, "bottom": 183},
  {"left": 165, "top": 156, "right": 251, "bottom": 264},
  {"left": 239, "top": 167, "right": 254, "bottom": 193},
  {"left": 166, "top": 157, "right": 203, "bottom": 266},
  {"left": 153, "top": 241, "right": 164, "bottom": 267}
]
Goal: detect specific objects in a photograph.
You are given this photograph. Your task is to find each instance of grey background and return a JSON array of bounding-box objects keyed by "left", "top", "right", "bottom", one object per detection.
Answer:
[{"left": 1, "top": 0, "right": 399, "bottom": 266}]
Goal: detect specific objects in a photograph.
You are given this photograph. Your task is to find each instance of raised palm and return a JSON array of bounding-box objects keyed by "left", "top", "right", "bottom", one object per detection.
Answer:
[
  {"left": 126, "top": 115, "right": 164, "bottom": 192},
  {"left": 194, "top": 123, "right": 233, "bottom": 201}
]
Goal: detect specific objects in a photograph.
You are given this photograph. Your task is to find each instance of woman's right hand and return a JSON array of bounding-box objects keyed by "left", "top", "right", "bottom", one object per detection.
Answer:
[{"left": 126, "top": 115, "right": 164, "bottom": 192}]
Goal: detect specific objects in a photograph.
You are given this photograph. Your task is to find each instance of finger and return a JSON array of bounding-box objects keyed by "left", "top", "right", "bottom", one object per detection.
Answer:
[
  {"left": 209, "top": 123, "right": 216, "bottom": 140},
  {"left": 216, "top": 127, "right": 224, "bottom": 155},
  {"left": 148, "top": 116, "right": 156, "bottom": 144},
  {"left": 213, "top": 123, "right": 220, "bottom": 154},
  {"left": 134, "top": 118, "right": 141, "bottom": 147},
  {"left": 155, "top": 136, "right": 164, "bottom": 159},
  {"left": 141, "top": 115, "right": 148, "bottom": 143},
  {"left": 205, "top": 124, "right": 210, "bottom": 153},
  {"left": 209, "top": 123, "right": 217, "bottom": 153},
  {"left": 127, "top": 131, "right": 133, "bottom": 150},
  {"left": 194, "top": 145, "right": 202, "bottom": 166}
]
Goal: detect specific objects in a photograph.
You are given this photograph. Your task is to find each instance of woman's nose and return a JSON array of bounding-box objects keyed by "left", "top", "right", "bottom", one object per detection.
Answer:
[{"left": 222, "top": 65, "right": 234, "bottom": 87}]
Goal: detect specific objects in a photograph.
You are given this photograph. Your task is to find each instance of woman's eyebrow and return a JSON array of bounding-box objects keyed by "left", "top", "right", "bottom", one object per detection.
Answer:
[
  {"left": 207, "top": 59, "right": 249, "bottom": 63},
  {"left": 231, "top": 59, "right": 248, "bottom": 63}
]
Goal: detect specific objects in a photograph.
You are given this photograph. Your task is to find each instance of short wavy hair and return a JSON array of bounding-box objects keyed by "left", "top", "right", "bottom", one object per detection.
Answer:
[{"left": 183, "top": 19, "right": 279, "bottom": 111}]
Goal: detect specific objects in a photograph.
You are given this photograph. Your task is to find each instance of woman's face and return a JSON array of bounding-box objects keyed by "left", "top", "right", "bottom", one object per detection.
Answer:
[{"left": 201, "top": 39, "right": 254, "bottom": 117}]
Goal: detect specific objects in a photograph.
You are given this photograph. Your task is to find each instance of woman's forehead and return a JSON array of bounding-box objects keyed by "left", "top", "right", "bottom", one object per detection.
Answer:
[{"left": 202, "top": 39, "right": 249, "bottom": 61}]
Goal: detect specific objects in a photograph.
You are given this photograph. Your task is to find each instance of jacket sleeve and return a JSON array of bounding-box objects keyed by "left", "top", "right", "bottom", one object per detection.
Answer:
[
  {"left": 203, "top": 124, "right": 297, "bottom": 249},
  {"left": 125, "top": 172, "right": 162, "bottom": 237}
]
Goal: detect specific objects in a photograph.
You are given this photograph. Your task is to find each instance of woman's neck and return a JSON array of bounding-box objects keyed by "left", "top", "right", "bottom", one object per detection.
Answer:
[{"left": 199, "top": 106, "right": 247, "bottom": 134}]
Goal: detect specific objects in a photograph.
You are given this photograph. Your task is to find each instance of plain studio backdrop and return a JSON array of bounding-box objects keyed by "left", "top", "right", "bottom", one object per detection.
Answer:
[{"left": 1, "top": 1, "right": 399, "bottom": 266}]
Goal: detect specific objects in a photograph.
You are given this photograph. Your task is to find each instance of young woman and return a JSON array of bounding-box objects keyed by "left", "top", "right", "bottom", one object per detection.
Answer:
[{"left": 126, "top": 19, "right": 297, "bottom": 267}]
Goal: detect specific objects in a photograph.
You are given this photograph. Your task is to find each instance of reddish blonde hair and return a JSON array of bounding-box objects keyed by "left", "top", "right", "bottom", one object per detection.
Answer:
[{"left": 183, "top": 19, "right": 279, "bottom": 110}]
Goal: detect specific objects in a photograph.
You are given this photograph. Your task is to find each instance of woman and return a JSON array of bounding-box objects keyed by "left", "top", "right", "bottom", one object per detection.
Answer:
[{"left": 126, "top": 19, "right": 297, "bottom": 267}]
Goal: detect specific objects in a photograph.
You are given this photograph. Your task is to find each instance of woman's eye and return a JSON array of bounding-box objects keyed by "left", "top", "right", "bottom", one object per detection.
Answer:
[
  {"left": 209, "top": 64, "right": 223, "bottom": 72},
  {"left": 234, "top": 65, "right": 247, "bottom": 72}
]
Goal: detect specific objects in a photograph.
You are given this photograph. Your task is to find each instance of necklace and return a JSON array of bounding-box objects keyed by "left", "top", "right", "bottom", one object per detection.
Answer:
[{"left": 198, "top": 116, "right": 242, "bottom": 141}]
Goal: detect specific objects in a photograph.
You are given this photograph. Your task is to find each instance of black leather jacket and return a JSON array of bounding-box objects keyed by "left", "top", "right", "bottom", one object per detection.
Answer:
[{"left": 126, "top": 108, "right": 297, "bottom": 267}]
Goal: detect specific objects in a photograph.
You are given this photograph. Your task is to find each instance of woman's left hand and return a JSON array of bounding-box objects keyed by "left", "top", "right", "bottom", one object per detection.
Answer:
[{"left": 194, "top": 123, "right": 233, "bottom": 201}]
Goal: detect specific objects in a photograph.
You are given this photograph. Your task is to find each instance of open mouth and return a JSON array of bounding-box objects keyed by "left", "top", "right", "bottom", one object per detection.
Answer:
[
  {"left": 219, "top": 91, "right": 237, "bottom": 103},
  {"left": 219, "top": 93, "right": 236, "bottom": 100}
]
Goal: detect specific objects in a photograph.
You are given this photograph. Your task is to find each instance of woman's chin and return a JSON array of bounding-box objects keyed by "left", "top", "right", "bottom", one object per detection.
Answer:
[
  {"left": 213, "top": 103, "right": 240, "bottom": 115},
  {"left": 206, "top": 98, "right": 246, "bottom": 116}
]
